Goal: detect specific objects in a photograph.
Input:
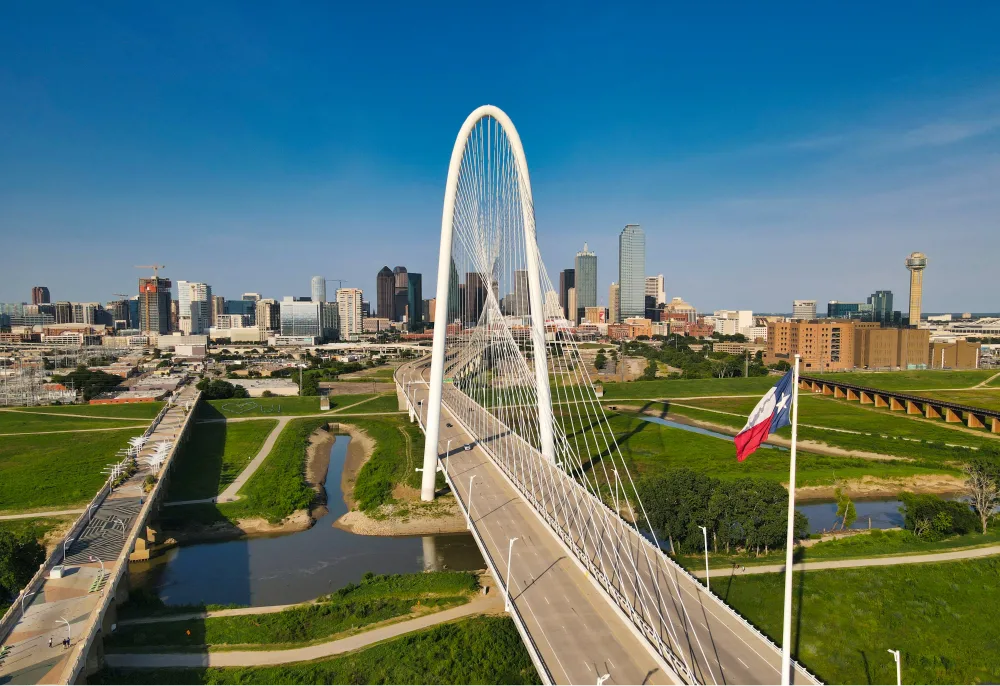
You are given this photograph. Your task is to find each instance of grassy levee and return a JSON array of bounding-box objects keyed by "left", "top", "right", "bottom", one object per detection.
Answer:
[
  {"left": 718, "top": 558, "right": 1000, "bottom": 684},
  {"left": 336, "top": 393, "right": 402, "bottom": 414},
  {"left": 600, "top": 376, "right": 777, "bottom": 400},
  {"left": 0, "top": 428, "right": 142, "bottom": 513},
  {"left": 664, "top": 394, "right": 998, "bottom": 461},
  {"left": 809, "top": 369, "right": 997, "bottom": 390},
  {"left": 92, "top": 615, "right": 540, "bottom": 685},
  {"left": 166, "top": 414, "right": 277, "bottom": 501},
  {"left": 0, "top": 516, "right": 74, "bottom": 542},
  {"left": 213, "top": 417, "right": 328, "bottom": 523},
  {"left": 106, "top": 572, "right": 479, "bottom": 650},
  {"left": 567, "top": 411, "right": 952, "bottom": 495},
  {"left": 351, "top": 415, "right": 425, "bottom": 511},
  {"left": 0, "top": 412, "right": 147, "bottom": 433},
  {"left": 909, "top": 388, "right": 1000, "bottom": 412},
  {"left": 13, "top": 403, "right": 164, "bottom": 418},
  {"left": 207, "top": 394, "right": 384, "bottom": 418}
]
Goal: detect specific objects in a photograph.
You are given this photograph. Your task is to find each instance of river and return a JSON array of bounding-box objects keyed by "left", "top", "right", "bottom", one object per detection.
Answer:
[{"left": 131, "top": 435, "right": 484, "bottom": 607}]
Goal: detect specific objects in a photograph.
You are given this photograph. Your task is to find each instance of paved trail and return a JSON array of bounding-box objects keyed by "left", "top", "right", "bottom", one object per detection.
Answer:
[
  {"left": 0, "top": 425, "right": 147, "bottom": 437},
  {"left": 692, "top": 544, "right": 1000, "bottom": 577},
  {"left": 0, "top": 508, "right": 85, "bottom": 521},
  {"left": 973, "top": 371, "right": 1000, "bottom": 388},
  {"left": 105, "top": 594, "right": 502, "bottom": 668}
]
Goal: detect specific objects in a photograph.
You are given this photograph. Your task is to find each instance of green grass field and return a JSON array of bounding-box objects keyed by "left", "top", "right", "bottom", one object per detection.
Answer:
[
  {"left": 216, "top": 417, "right": 328, "bottom": 522},
  {"left": 600, "top": 377, "right": 777, "bottom": 400},
  {"left": 107, "top": 572, "right": 479, "bottom": 650},
  {"left": 584, "top": 412, "right": 951, "bottom": 490},
  {"left": 92, "top": 616, "right": 540, "bottom": 685},
  {"left": 720, "top": 558, "right": 1000, "bottom": 684},
  {"left": 166, "top": 420, "right": 277, "bottom": 501},
  {"left": 334, "top": 393, "right": 402, "bottom": 414},
  {"left": 0, "top": 428, "right": 138, "bottom": 512},
  {"left": 0, "top": 411, "right": 148, "bottom": 433},
  {"left": 810, "top": 369, "right": 997, "bottom": 390},
  {"left": 0, "top": 515, "right": 74, "bottom": 542},
  {"left": 909, "top": 388, "right": 1000, "bottom": 411},
  {"left": 351, "top": 415, "right": 425, "bottom": 510},
  {"left": 14, "top": 403, "right": 164, "bottom": 418},
  {"left": 663, "top": 393, "right": 999, "bottom": 462},
  {"left": 207, "top": 394, "right": 383, "bottom": 418}
]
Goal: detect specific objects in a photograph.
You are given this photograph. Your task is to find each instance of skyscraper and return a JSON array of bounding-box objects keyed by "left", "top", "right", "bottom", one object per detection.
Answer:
[
  {"left": 407, "top": 273, "right": 423, "bottom": 331},
  {"left": 465, "top": 272, "right": 487, "bottom": 323},
  {"left": 574, "top": 243, "right": 597, "bottom": 321},
  {"left": 177, "top": 281, "right": 212, "bottom": 334},
  {"left": 644, "top": 275, "right": 665, "bottom": 306},
  {"left": 618, "top": 224, "right": 645, "bottom": 319},
  {"left": 256, "top": 298, "right": 280, "bottom": 334},
  {"left": 609, "top": 283, "right": 620, "bottom": 324},
  {"left": 31, "top": 286, "right": 50, "bottom": 305},
  {"left": 559, "top": 269, "right": 575, "bottom": 321},
  {"left": 905, "top": 252, "right": 927, "bottom": 327},
  {"left": 310, "top": 276, "right": 327, "bottom": 303},
  {"left": 211, "top": 295, "right": 225, "bottom": 326},
  {"left": 138, "top": 276, "right": 172, "bottom": 334},
  {"left": 376, "top": 266, "right": 394, "bottom": 319},
  {"left": 513, "top": 269, "right": 530, "bottom": 317},
  {"left": 393, "top": 266, "right": 408, "bottom": 322},
  {"left": 242, "top": 293, "right": 262, "bottom": 303},
  {"left": 336, "top": 288, "right": 364, "bottom": 340},
  {"left": 867, "top": 290, "right": 895, "bottom": 326},
  {"left": 792, "top": 300, "right": 817, "bottom": 321}
]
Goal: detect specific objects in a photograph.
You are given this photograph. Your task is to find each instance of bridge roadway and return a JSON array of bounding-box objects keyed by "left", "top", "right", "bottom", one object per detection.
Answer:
[{"left": 399, "top": 359, "right": 817, "bottom": 686}]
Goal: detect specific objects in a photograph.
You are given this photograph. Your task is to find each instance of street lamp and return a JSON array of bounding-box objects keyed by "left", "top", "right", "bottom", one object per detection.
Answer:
[
  {"left": 63, "top": 537, "right": 75, "bottom": 563},
  {"left": 21, "top": 591, "right": 35, "bottom": 617},
  {"left": 59, "top": 616, "right": 71, "bottom": 644},
  {"left": 887, "top": 649, "right": 901, "bottom": 686},
  {"left": 468, "top": 475, "right": 477, "bottom": 524},
  {"left": 699, "top": 525, "right": 710, "bottom": 592},
  {"left": 89, "top": 555, "right": 105, "bottom": 577},
  {"left": 505, "top": 537, "right": 519, "bottom": 612}
]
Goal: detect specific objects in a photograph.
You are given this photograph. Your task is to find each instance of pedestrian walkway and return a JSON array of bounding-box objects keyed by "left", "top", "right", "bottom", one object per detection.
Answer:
[
  {"left": 692, "top": 543, "right": 1000, "bottom": 577},
  {"left": 63, "top": 497, "right": 142, "bottom": 564},
  {"left": 0, "top": 509, "right": 84, "bottom": 521},
  {"left": 106, "top": 593, "right": 503, "bottom": 668}
]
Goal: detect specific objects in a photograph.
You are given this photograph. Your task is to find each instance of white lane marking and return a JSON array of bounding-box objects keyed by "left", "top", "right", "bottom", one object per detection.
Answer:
[
  {"left": 545, "top": 596, "right": 550, "bottom": 605},
  {"left": 584, "top": 662, "right": 592, "bottom": 671},
  {"left": 738, "top": 658, "right": 749, "bottom": 669}
]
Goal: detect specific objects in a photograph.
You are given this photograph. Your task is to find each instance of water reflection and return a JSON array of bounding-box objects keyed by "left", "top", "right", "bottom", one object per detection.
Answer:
[
  {"left": 132, "top": 435, "right": 483, "bottom": 607},
  {"left": 796, "top": 498, "right": 905, "bottom": 533}
]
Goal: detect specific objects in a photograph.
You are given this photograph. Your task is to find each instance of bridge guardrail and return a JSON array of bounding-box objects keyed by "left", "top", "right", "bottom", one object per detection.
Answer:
[{"left": 63, "top": 388, "right": 202, "bottom": 683}]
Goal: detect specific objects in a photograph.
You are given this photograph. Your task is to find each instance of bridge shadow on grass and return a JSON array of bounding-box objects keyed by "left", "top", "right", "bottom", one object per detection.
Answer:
[{"left": 165, "top": 403, "right": 230, "bottom": 502}]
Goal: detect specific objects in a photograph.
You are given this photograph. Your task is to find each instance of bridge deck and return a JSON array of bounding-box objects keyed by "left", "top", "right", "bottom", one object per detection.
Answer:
[{"left": 401, "top": 361, "right": 818, "bottom": 685}]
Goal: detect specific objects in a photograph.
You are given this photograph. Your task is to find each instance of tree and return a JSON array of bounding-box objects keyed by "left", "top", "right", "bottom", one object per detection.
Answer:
[
  {"left": 0, "top": 531, "right": 44, "bottom": 598},
  {"left": 594, "top": 351, "right": 608, "bottom": 371},
  {"left": 834, "top": 483, "right": 857, "bottom": 530},
  {"left": 963, "top": 454, "right": 1000, "bottom": 533},
  {"left": 899, "top": 492, "right": 978, "bottom": 537},
  {"left": 640, "top": 357, "right": 657, "bottom": 381}
]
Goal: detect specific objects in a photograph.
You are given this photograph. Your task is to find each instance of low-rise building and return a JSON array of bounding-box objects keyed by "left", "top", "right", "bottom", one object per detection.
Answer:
[
  {"left": 765, "top": 319, "right": 855, "bottom": 371},
  {"left": 931, "top": 340, "right": 981, "bottom": 369}
]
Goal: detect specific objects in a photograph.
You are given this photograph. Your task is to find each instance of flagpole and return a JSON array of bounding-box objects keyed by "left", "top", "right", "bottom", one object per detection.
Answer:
[{"left": 781, "top": 353, "right": 801, "bottom": 686}]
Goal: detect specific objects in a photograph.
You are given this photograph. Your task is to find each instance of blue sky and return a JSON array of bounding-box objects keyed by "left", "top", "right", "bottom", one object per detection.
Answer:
[{"left": 1, "top": 2, "right": 998, "bottom": 313}]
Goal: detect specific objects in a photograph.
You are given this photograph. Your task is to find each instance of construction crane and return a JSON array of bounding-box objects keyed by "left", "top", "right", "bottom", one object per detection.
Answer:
[
  {"left": 327, "top": 279, "right": 346, "bottom": 294},
  {"left": 135, "top": 264, "right": 166, "bottom": 277}
]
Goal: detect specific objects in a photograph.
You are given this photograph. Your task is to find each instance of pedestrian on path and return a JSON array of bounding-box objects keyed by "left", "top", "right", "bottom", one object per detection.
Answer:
[{"left": 48, "top": 637, "right": 52, "bottom": 648}]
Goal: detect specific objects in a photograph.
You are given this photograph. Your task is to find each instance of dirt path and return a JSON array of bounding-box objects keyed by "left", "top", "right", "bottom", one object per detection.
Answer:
[
  {"left": 0, "top": 508, "right": 85, "bottom": 521},
  {"left": 691, "top": 544, "right": 1000, "bottom": 577},
  {"left": 105, "top": 593, "right": 503, "bottom": 668},
  {"left": 0, "top": 424, "right": 147, "bottom": 437},
  {"left": 217, "top": 417, "right": 290, "bottom": 502}
]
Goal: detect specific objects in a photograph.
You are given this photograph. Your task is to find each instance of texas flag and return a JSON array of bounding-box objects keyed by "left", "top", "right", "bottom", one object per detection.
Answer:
[{"left": 735, "top": 370, "right": 794, "bottom": 462}]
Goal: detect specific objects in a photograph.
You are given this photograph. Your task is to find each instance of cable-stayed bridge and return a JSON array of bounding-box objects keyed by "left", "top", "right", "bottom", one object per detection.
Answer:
[{"left": 396, "top": 105, "right": 820, "bottom": 685}]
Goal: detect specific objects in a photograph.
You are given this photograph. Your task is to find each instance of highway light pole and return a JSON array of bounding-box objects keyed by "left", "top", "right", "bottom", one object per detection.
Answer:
[
  {"left": 699, "top": 525, "right": 710, "bottom": 592},
  {"left": 505, "top": 537, "right": 519, "bottom": 612},
  {"left": 467, "top": 475, "right": 477, "bottom": 525},
  {"left": 21, "top": 591, "right": 35, "bottom": 617},
  {"left": 887, "top": 649, "right": 901, "bottom": 685},
  {"left": 780, "top": 353, "right": 802, "bottom": 686}
]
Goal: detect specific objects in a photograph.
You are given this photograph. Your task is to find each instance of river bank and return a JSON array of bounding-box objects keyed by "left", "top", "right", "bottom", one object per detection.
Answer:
[{"left": 331, "top": 421, "right": 469, "bottom": 537}]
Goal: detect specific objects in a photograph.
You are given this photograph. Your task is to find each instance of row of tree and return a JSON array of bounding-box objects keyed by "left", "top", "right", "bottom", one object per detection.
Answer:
[
  {"left": 51, "top": 365, "right": 124, "bottom": 401},
  {"left": 638, "top": 469, "right": 809, "bottom": 555},
  {"left": 195, "top": 378, "right": 250, "bottom": 400}
]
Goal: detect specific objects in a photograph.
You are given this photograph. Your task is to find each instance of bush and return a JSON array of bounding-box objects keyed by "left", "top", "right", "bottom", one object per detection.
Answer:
[{"left": 899, "top": 492, "right": 978, "bottom": 538}]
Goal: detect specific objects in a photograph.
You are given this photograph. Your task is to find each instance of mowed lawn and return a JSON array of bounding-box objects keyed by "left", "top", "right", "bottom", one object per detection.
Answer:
[
  {"left": 14, "top": 403, "right": 164, "bottom": 419},
  {"left": 600, "top": 377, "right": 777, "bottom": 400},
  {"left": 721, "top": 558, "right": 1000, "bottom": 684},
  {"left": 0, "top": 429, "right": 137, "bottom": 512},
  {"left": 0, "top": 411, "right": 148, "bottom": 434},
  {"left": 658, "top": 394, "right": 998, "bottom": 464},
  {"left": 207, "top": 394, "right": 382, "bottom": 418},
  {"left": 909, "top": 388, "right": 1000, "bottom": 412},
  {"left": 166, "top": 419, "right": 277, "bottom": 501},
  {"left": 809, "top": 369, "right": 997, "bottom": 390},
  {"left": 565, "top": 412, "right": 949, "bottom": 490}
]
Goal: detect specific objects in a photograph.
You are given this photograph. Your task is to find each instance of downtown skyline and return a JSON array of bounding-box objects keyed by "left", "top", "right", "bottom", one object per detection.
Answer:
[{"left": 2, "top": 3, "right": 998, "bottom": 311}]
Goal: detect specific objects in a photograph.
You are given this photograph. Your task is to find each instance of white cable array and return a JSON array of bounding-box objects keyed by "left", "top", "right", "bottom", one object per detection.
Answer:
[{"left": 431, "top": 107, "right": 717, "bottom": 684}]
